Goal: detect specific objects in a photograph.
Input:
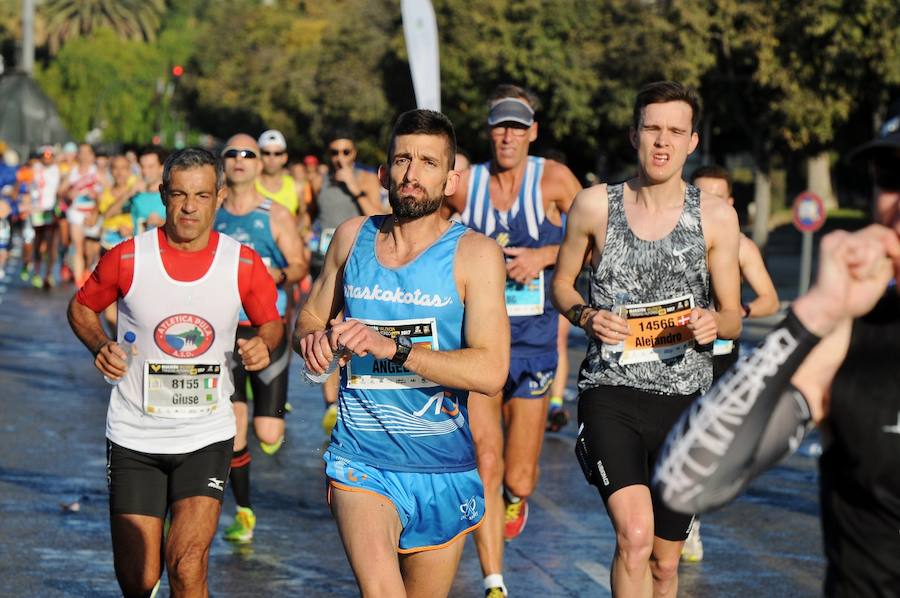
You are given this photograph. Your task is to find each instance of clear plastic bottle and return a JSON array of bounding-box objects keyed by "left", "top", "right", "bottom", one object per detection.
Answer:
[
  {"left": 601, "top": 292, "right": 629, "bottom": 362},
  {"left": 104, "top": 331, "right": 137, "bottom": 385},
  {"left": 301, "top": 350, "right": 342, "bottom": 385}
]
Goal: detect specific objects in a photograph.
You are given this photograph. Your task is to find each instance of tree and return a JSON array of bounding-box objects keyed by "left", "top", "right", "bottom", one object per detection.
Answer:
[
  {"left": 41, "top": 0, "right": 165, "bottom": 54},
  {"left": 185, "top": 0, "right": 328, "bottom": 151},
  {"left": 36, "top": 27, "right": 167, "bottom": 142}
]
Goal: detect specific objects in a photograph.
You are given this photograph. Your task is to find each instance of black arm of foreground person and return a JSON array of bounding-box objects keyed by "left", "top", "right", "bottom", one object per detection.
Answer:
[{"left": 652, "top": 310, "right": 819, "bottom": 514}]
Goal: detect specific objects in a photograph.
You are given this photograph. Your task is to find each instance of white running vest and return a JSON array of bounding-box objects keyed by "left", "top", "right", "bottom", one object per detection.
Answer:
[{"left": 107, "top": 230, "right": 241, "bottom": 454}]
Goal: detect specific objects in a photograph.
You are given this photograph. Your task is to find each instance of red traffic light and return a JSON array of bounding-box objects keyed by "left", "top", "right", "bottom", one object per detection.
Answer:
[{"left": 171, "top": 65, "right": 184, "bottom": 78}]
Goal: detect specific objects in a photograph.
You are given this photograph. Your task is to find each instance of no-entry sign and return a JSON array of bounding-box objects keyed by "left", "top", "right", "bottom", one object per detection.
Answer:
[{"left": 793, "top": 191, "right": 826, "bottom": 233}]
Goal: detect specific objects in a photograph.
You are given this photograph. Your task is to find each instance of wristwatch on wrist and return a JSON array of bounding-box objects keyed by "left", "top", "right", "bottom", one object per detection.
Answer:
[
  {"left": 278, "top": 269, "right": 287, "bottom": 285},
  {"left": 390, "top": 335, "right": 413, "bottom": 366},
  {"left": 565, "top": 304, "right": 587, "bottom": 326},
  {"left": 742, "top": 303, "right": 751, "bottom": 318}
]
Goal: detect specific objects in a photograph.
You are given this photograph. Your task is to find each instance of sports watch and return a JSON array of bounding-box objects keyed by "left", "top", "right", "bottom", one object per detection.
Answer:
[
  {"left": 390, "top": 335, "right": 413, "bottom": 366},
  {"left": 565, "top": 304, "right": 588, "bottom": 326}
]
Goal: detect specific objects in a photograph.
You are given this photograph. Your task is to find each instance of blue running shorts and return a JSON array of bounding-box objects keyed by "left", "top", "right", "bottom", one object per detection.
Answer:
[
  {"left": 324, "top": 449, "right": 485, "bottom": 553},
  {"left": 504, "top": 353, "right": 558, "bottom": 401}
]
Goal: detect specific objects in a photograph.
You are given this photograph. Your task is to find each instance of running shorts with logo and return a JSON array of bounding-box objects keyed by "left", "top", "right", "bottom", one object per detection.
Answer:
[
  {"left": 106, "top": 438, "right": 233, "bottom": 518},
  {"left": 505, "top": 353, "right": 557, "bottom": 400},
  {"left": 324, "top": 449, "right": 485, "bottom": 553},
  {"left": 229, "top": 324, "right": 289, "bottom": 419},
  {"left": 575, "top": 385, "right": 697, "bottom": 541}
]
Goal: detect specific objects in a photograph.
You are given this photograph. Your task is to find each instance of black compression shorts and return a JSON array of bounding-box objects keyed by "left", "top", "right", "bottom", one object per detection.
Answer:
[
  {"left": 230, "top": 324, "right": 290, "bottom": 418},
  {"left": 575, "top": 385, "right": 697, "bottom": 541},
  {"left": 106, "top": 438, "right": 233, "bottom": 518}
]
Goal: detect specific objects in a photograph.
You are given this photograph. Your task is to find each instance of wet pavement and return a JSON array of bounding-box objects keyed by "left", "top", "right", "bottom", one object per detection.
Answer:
[{"left": 0, "top": 247, "right": 826, "bottom": 597}]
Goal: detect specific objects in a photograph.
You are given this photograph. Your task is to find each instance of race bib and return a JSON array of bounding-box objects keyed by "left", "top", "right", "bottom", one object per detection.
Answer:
[
  {"left": 505, "top": 271, "right": 544, "bottom": 317},
  {"left": 346, "top": 318, "right": 439, "bottom": 389},
  {"left": 619, "top": 294, "right": 695, "bottom": 365},
  {"left": 143, "top": 362, "right": 222, "bottom": 418}
]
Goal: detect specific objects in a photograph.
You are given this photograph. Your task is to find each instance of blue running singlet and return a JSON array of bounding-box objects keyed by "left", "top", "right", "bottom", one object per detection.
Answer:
[
  {"left": 329, "top": 216, "right": 476, "bottom": 473},
  {"left": 215, "top": 199, "right": 288, "bottom": 320},
  {"left": 460, "top": 156, "right": 563, "bottom": 357}
]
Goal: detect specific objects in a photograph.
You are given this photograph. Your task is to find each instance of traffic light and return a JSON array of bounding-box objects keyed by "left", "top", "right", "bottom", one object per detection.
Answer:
[{"left": 171, "top": 65, "right": 184, "bottom": 78}]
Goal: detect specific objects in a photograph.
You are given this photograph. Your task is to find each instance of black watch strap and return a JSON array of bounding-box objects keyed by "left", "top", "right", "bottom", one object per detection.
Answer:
[
  {"left": 565, "top": 304, "right": 587, "bottom": 326},
  {"left": 390, "top": 335, "right": 413, "bottom": 365}
]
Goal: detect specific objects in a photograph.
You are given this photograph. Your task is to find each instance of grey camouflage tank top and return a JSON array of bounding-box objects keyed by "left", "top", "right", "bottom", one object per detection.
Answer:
[{"left": 578, "top": 182, "right": 712, "bottom": 395}]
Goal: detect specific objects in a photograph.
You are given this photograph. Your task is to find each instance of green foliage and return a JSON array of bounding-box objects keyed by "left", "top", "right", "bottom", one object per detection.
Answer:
[
  {"left": 36, "top": 27, "right": 166, "bottom": 142},
  {"left": 41, "top": 0, "right": 165, "bottom": 54},
  {"left": 28, "top": 0, "right": 900, "bottom": 180},
  {"left": 186, "top": 0, "right": 328, "bottom": 151}
]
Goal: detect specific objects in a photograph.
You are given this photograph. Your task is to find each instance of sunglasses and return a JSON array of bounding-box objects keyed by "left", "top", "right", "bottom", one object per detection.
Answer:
[
  {"left": 490, "top": 125, "right": 530, "bottom": 138},
  {"left": 222, "top": 149, "right": 257, "bottom": 159},
  {"left": 330, "top": 148, "right": 353, "bottom": 156},
  {"left": 261, "top": 150, "right": 286, "bottom": 157}
]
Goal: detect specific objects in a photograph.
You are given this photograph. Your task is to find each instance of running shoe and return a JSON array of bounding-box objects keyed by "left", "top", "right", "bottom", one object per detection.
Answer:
[
  {"left": 546, "top": 396, "right": 569, "bottom": 432},
  {"left": 504, "top": 499, "right": 528, "bottom": 541},
  {"left": 60, "top": 264, "right": 72, "bottom": 282},
  {"left": 485, "top": 588, "right": 506, "bottom": 598},
  {"left": 31, "top": 274, "right": 43, "bottom": 289},
  {"left": 260, "top": 436, "right": 283, "bottom": 455},
  {"left": 224, "top": 506, "right": 256, "bottom": 543},
  {"left": 0, "top": 270, "right": 6, "bottom": 281},
  {"left": 681, "top": 519, "right": 703, "bottom": 562},
  {"left": 321, "top": 403, "right": 338, "bottom": 436},
  {"left": 19, "top": 268, "right": 30, "bottom": 282}
]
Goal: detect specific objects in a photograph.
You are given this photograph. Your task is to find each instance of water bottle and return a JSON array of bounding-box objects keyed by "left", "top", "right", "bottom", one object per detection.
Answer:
[
  {"left": 601, "top": 292, "right": 629, "bottom": 362},
  {"left": 301, "top": 349, "right": 343, "bottom": 385},
  {"left": 104, "top": 331, "right": 137, "bottom": 385}
]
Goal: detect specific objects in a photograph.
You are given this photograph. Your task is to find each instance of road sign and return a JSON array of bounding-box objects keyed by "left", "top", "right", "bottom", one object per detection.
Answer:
[{"left": 792, "top": 191, "right": 826, "bottom": 233}]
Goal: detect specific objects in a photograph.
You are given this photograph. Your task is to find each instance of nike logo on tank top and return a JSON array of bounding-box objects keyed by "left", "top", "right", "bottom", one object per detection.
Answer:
[{"left": 579, "top": 182, "right": 712, "bottom": 396}]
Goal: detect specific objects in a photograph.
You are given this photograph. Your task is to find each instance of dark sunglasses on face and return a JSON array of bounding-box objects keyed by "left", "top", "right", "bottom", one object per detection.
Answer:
[
  {"left": 261, "top": 150, "right": 286, "bottom": 157},
  {"left": 222, "top": 149, "right": 257, "bottom": 159},
  {"left": 330, "top": 148, "right": 353, "bottom": 157}
]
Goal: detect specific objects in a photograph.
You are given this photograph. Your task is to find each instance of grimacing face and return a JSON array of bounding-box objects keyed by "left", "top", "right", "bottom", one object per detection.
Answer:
[
  {"left": 631, "top": 101, "right": 699, "bottom": 184},
  {"left": 163, "top": 165, "right": 223, "bottom": 244},
  {"left": 383, "top": 133, "right": 458, "bottom": 219}
]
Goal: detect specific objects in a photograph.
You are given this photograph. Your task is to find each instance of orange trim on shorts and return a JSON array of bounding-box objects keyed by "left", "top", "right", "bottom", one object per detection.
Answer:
[
  {"left": 397, "top": 513, "right": 484, "bottom": 555},
  {"left": 327, "top": 479, "right": 399, "bottom": 514},
  {"left": 327, "top": 478, "right": 485, "bottom": 555}
]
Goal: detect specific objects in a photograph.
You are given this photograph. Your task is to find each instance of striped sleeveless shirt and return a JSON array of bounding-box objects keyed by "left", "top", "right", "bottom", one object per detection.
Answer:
[
  {"left": 579, "top": 182, "right": 712, "bottom": 395},
  {"left": 460, "top": 156, "right": 563, "bottom": 356},
  {"left": 329, "top": 216, "right": 476, "bottom": 472}
]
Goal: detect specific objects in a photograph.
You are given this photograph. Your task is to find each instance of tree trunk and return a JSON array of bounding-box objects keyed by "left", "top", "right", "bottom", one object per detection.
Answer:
[
  {"left": 806, "top": 152, "right": 837, "bottom": 210},
  {"left": 751, "top": 167, "right": 771, "bottom": 248}
]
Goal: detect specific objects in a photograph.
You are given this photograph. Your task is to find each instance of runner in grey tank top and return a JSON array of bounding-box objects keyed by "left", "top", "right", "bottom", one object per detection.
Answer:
[
  {"left": 551, "top": 81, "right": 743, "bottom": 597},
  {"left": 579, "top": 181, "right": 712, "bottom": 396}
]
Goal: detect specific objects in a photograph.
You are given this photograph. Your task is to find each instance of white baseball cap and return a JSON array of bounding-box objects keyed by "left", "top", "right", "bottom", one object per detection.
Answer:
[{"left": 258, "top": 129, "right": 287, "bottom": 151}]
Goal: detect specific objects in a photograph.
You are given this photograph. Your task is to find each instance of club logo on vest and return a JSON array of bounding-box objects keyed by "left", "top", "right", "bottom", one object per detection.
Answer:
[{"left": 154, "top": 314, "right": 215, "bottom": 358}]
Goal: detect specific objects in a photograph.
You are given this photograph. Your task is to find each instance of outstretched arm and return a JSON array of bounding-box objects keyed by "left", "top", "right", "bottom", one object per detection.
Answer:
[{"left": 653, "top": 225, "right": 900, "bottom": 513}]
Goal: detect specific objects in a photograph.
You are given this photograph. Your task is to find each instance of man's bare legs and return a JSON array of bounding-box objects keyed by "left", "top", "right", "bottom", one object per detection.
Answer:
[
  {"left": 606, "top": 484, "right": 683, "bottom": 597},
  {"left": 470, "top": 392, "right": 505, "bottom": 587},
  {"left": 111, "top": 496, "right": 221, "bottom": 598}
]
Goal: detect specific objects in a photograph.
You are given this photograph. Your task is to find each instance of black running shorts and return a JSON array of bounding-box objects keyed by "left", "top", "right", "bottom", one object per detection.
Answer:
[
  {"left": 106, "top": 438, "right": 233, "bottom": 518},
  {"left": 230, "top": 324, "right": 290, "bottom": 419},
  {"left": 575, "top": 385, "right": 697, "bottom": 541}
]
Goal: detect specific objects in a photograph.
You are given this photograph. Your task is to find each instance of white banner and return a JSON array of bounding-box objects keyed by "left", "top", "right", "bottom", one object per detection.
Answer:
[{"left": 401, "top": 0, "right": 441, "bottom": 111}]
